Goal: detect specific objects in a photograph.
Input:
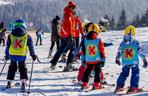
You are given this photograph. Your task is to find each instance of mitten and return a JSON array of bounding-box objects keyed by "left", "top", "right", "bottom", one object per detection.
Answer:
[
  {"left": 4, "top": 55, "right": 9, "bottom": 61},
  {"left": 115, "top": 58, "right": 121, "bottom": 65},
  {"left": 31, "top": 54, "right": 37, "bottom": 61},
  {"left": 143, "top": 58, "right": 148, "bottom": 68},
  {"left": 100, "top": 58, "right": 105, "bottom": 67}
]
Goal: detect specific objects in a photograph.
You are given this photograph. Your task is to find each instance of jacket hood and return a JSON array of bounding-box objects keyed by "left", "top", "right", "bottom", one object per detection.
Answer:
[
  {"left": 68, "top": 1, "right": 76, "bottom": 7},
  {"left": 64, "top": 6, "right": 74, "bottom": 17}
]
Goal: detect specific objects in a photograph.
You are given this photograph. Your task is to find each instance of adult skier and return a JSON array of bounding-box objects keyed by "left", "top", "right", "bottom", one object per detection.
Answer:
[
  {"left": 0, "top": 22, "right": 7, "bottom": 46},
  {"left": 50, "top": 1, "right": 77, "bottom": 71},
  {"left": 48, "top": 15, "right": 60, "bottom": 58}
]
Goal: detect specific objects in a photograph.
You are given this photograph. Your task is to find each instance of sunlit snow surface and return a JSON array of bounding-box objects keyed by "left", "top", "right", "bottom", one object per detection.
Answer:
[{"left": 0, "top": 28, "right": 148, "bottom": 96}]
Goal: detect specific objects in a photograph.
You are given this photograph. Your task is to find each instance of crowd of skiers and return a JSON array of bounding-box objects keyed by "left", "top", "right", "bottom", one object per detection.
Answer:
[{"left": 1, "top": 0, "right": 148, "bottom": 94}]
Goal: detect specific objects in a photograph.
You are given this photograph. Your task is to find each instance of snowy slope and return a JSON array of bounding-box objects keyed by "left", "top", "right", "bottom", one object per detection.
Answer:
[
  {"left": 0, "top": 0, "right": 13, "bottom": 5},
  {"left": 0, "top": 27, "right": 148, "bottom": 96}
]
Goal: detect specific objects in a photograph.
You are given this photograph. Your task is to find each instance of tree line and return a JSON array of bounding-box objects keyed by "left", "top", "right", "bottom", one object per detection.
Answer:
[{"left": 107, "top": 8, "right": 148, "bottom": 30}]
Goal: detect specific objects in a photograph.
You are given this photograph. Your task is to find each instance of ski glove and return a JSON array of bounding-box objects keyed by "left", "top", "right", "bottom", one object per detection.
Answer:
[
  {"left": 4, "top": 55, "right": 9, "bottom": 61},
  {"left": 143, "top": 58, "right": 148, "bottom": 68},
  {"left": 31, "top": 54, "right": 37, "bottom": 61},
  {"left": 100, "top": 58, "right": 105, "bottom": 67},
  {"left": 115, "top": 58, "right": 121, "bottom": 65}
]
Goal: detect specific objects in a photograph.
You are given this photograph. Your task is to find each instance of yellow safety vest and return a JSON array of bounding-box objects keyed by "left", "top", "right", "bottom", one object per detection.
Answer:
[{"left": 9, "top": 34, "right": 28, "bottom": 56}]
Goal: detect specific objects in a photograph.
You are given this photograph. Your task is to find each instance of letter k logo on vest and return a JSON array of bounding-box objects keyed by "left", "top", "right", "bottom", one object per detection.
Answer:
[
  {"left": 124, "top": 48, "right": 135, "bottom": 59},
  {"left": 14, "top": 39, "right": 23, "bottom": 48},
  {"left": 88, "top": 45, "right": 96, "bottom": 56}
]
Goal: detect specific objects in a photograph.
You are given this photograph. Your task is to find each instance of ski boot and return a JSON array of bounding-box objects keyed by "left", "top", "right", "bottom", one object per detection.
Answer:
[
  {"left": 126, "top": 87, "right": 143, "bottom": 94},
  {"left": 47, "top": 50, "right": 53, "bottom": 58},
  {"left": 63, "top": 63, "right": 78, "bottom": 72},
  {"left": 92, "top": 82, "right": 102, "bottom": 90},
  {"left": 114, "top": 86, "right": 124, "bottom": 93},
  {"left": 81, "top": 82, "right": 89, "bottom": 89},
  {"left": 63, "top": 66, "right": 70, "bottom": 72},
  {"left": 101, "top": 80, "right": 107, "bottom": 85},
  {"left": 6, "top": 80, "right": 12, "bottom": 88},
  {"left": 50, "top": 64, "right": 56, "bottom": 70},
  {"left": 20, "top": 79, "right": 27, "bottom": 93}
]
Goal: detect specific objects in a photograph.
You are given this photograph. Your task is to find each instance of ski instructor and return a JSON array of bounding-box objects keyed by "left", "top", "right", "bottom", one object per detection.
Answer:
[{"left": 50, "top": 1, "right": 77, "bottom": 71}]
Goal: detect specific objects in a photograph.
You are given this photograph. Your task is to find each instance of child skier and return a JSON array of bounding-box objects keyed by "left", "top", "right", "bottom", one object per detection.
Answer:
[
  {"left": 35, "top": 28, "right": 44, "bottom": 45},
  {"left": 76, "top": 22, "right": 109, "bottom": 85},
  {"left": 4, "top": 20, "right": 37, "bottom": 92},
  {"left": 114, "top": 25, "right": 148, "bottom": 94},
  {"left": 80, "top": 23, "right": 106, "bottom": 90}
]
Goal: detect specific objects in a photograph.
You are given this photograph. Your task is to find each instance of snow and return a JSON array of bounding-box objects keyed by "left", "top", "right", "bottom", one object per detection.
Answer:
[
  {"left": 0, "top": 27, "right": 148, "bottom": 96},
  {"left": 0, "top": 0, "right": 13, "bottom": 5}
]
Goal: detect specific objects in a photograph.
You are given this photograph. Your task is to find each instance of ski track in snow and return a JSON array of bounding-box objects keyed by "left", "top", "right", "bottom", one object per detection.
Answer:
[{"left": 0, "top": 28, "right": 148, "bottom": 96}]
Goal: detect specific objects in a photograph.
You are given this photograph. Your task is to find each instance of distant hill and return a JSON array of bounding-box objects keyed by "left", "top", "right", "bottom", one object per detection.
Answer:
[{"left": 0, "top": 0, "right": 148, "bottom": 31}]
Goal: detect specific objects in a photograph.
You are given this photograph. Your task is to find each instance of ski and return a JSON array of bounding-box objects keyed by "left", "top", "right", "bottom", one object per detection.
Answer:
[
  {"left": 20, "top": 89, "right": 26, "bottom": 93},
  {"left": 2, "top": 87, "right": 11, "bottom": 91},
  {"left": 117, "top": 88, "right": 148, "bottom": 95},
  {"left": 80, "top": 86, "right": 105, "bottom": 92},
  {"left": 50, "top": 70, "right": 78, "bottom": 73},
  {"left": 2, "top": 82, "right": 20, "bottom": 91},
  {"left": 72, "top": 80, "right": 82, "bottom": 85},
  {"left": 102, "top": 82, "right": 115, "bottom": 86},
  {"left": 72, "top": 79, "right": 115, "bottom": 87},
  {"left": 80, "top": 86, "right": 93, "bottom": 92}
]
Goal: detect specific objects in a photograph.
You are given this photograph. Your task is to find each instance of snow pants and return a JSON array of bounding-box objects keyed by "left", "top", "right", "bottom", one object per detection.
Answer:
[
  {"left": 50, "top": 41, "right": 60, "bottom": 51},
  {"left": 82, "top": 63, "right": 101, "bottom": 83},
  {"left": 50, "top": 37, "right": 75, "bottom": 66},
  {"left": 117, "top": 64, "right": 140, "bottom": 88},
  {"left": 7, "top": 60, "right": 28, "bottom": 80},
  {"left": 0, "top": 38, "right": 5, "bottom": 46},
  {"left": 73, "top": 37, "right": 79, "bottom": 49},
  {"left": 77, "top": 64, "right": 104, "bottom": 82},
  {"left": 36, "top": 35, "right": 42, "bottom": 45}
]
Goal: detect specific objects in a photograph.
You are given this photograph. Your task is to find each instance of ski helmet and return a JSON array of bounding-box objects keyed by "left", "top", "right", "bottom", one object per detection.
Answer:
[
  {"left": 124, "top": 25, "right": 136, "bottom": 36},
  {"left": 88, "top": 23, "right": 100, "bottom": 34},
  {"left": 14, "top": 19, "right": 27, "bottom": 29}
]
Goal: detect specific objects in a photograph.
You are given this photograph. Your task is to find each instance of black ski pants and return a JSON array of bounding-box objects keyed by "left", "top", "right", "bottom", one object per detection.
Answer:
[
  {"left": 7, "top": 60, "right": 28, "bottom": 80},
  {"left": 50, "top": 41, "right": 60, "bottom": 51},
  {"left": 82, "top": 63, "right": 101, "bottom": 83},
  {"left": 50, "top": 37, "right": 75, "bottom": 66}
]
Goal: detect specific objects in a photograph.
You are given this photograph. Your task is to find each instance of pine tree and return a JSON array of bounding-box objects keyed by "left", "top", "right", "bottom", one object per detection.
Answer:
[
  {"left": 132, "top": 14, "right": 140, "bottom": 27},
  {"left": 116, "top": 9, "right": 127, "bottom": 30},
  {"left": 140, "top": 8, "right": 148, "bottom": 27},
  {"left": 110, "top": 16, "right": 116, "bottom": 30}
]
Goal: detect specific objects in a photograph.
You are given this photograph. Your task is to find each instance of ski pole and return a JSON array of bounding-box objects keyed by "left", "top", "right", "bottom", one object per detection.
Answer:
[
  {"left": 36, "top": 56, "right": 41, "bottom": 63},
  {"left": 27, "top": 61, "right": 34, "bottom": 94},
  {"left": 0, "top": 59, "right": 7, "bottom": 76}
]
